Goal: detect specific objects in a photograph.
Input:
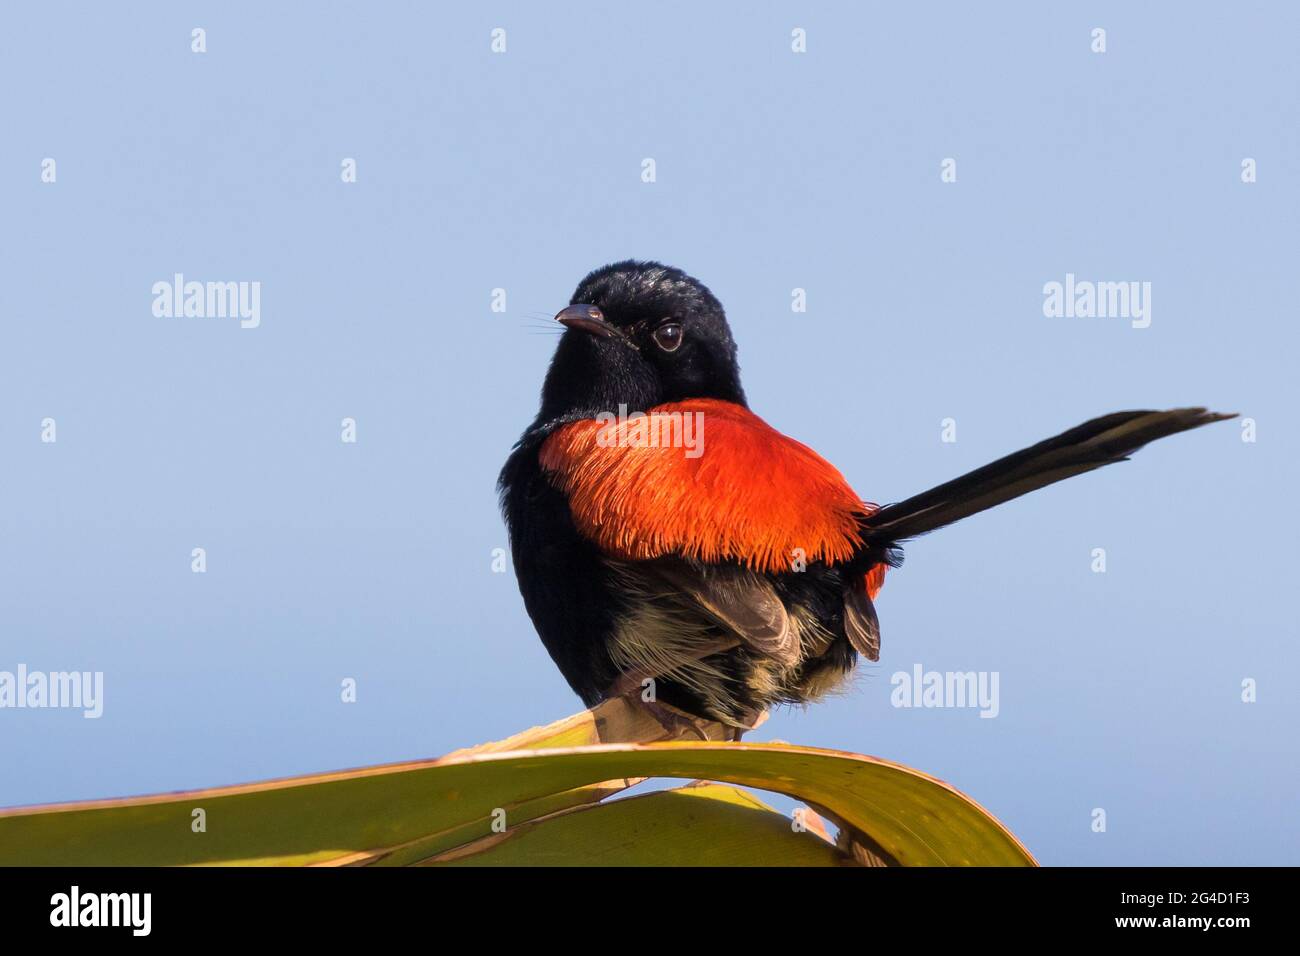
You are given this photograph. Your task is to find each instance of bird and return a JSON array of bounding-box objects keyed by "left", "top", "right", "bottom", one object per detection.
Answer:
[{"left": 499, "top": 260, "right": 1232, "bottom": 733}]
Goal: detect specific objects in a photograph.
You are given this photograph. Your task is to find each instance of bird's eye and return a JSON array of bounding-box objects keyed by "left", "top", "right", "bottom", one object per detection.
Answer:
[{"left": 652, "top": 322, "right": 683, "bottom": 353}]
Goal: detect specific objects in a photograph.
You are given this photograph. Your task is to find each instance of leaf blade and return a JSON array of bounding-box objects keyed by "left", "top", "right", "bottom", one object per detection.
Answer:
[{"left": 0, "top": 739, "right": 1033, "bottom": 866}]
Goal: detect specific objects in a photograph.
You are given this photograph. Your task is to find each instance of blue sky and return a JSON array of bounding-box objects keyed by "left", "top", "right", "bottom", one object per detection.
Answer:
[{"left": 1, "top": 2, "right": 1296, "bottom": 864}]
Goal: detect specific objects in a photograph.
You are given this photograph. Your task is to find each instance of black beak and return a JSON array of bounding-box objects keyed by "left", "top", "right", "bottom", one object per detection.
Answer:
[{"left": 556, "top": 304, "right": 619, "bottom": 339}]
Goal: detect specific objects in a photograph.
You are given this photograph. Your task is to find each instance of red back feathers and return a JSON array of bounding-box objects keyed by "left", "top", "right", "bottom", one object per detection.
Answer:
[{"left": 539, "top": 399, "right": 879, "bottom": 582}]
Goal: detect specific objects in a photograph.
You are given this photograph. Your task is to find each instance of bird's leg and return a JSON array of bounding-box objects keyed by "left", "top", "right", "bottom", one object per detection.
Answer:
[
  {"left": 628, "top": 694, "right": 712, "bottom": 742},
  {"left": 601, "top": 635, "right": 744, "bottom": 742},
  {"left": 603, "top": 671, "right": 716, "bottom": 741}
]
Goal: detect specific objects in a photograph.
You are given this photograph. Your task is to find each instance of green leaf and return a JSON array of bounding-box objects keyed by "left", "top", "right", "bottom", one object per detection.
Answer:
[
  {"left": 0, "top": 737, "right": 1033, "bottom": 866},
  {"left": 419, "top": 783, "right": 853, "bottom": 867}
]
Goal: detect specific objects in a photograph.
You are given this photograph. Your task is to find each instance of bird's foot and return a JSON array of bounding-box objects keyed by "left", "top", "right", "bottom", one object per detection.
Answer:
[{"left": 625, "top": 694, "right": 712, "bottom": 742}]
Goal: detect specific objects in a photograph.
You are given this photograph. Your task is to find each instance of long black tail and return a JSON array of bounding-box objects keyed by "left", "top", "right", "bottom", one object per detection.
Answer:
[{"left": 860, "top": 408, "right": 1234, "bottom": 546}]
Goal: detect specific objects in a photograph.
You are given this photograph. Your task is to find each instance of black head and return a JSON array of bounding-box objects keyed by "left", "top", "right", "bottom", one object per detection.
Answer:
[{"left": 535, "top": 261, "right": 746, "bottom": 424}]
